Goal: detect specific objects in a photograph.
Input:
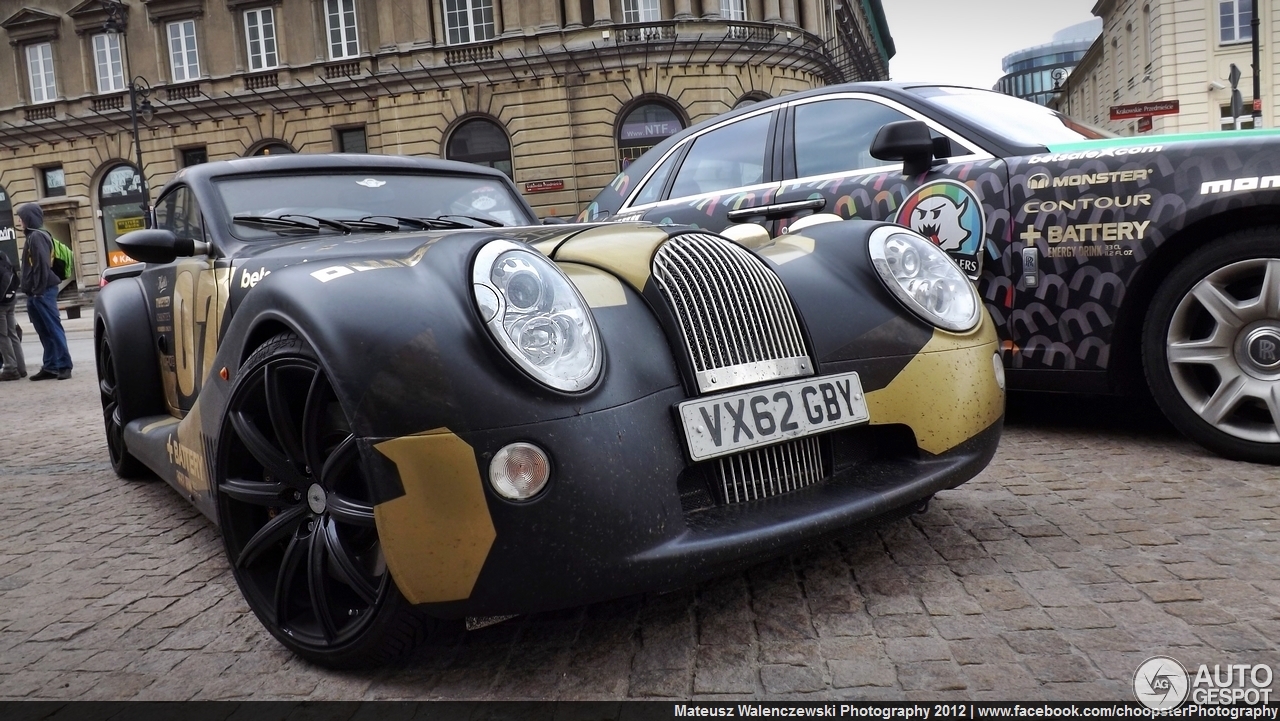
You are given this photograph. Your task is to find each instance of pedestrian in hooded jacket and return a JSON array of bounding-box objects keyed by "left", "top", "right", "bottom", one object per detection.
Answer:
[
  {"left": 15, "top": 203, "right": 72, "bottom": 380},
  {"left": 0, "top": 248, "right": 26, "bottom": 380}
]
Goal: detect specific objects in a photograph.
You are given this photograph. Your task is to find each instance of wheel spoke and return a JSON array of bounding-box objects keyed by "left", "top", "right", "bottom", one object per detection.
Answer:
[
  {"left": 236, "top": 504, "right": 306, "bottom": 569},
  {"left": 319, "top": 435, "right": 358, "bottom": 488},
  {"left": 301, "top": 372, "right": 332, "bottom": 480},
  {"left": 327, "top": 493, "right": 376, "bottom": 527},
  {"left": 1267, "top": 385, "right": 1280, "bottom": 433},
  {"left": 308, "top": 528, "right": 339, "bottom": 643},
  {"left": 1167, "top": 337, "right": 1233, "bottom": 366},
  {"left": 1192, "top": 280, "right": 1249, "bottom": 331},
  {"left": 1260, "top": 259, "right": 1280, "bottom": 318},
  {"left": 322, "top": 517, "right": 379, "bottom": 605},
  {"left": 230, "top": 410, "right": 308, "bottom": 488},
  {"left": 1199, "top": 373, "right": 1248, "bottom": 425},
  {"left": 99, "top": 377, "right": 114, "bottom": 398},
  {"left": 265, "top": 361, "right": 311, "bottom": 473},
  {"left": 220, "top": 477, "right": 289, "bottom": 506},
  {"left": 273, "top": 531, "right": 307, "bottom": 628}
]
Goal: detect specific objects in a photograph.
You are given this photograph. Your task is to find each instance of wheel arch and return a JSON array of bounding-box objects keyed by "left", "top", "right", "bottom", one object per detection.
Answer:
[
  {"left": 94, "top": 276, "right": 166, "bottom": 421},
  {"left": 1108, "top": 205, "right": 1280, "bottom": 394}
]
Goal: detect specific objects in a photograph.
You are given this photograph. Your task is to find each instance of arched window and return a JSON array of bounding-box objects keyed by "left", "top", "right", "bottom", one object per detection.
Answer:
[
  {"left": 249, "top": 141, "right": 294, "bottom": 156},
  {"left": 0, "top": 183, "right": 15, "bottom": 269},
  {"left": 617, "top": 100, "right": 684, "bottom": 170},
  {"left": 99, "top": 164, "right": 146, "bottom": 267},
  {"left": 446, "top": 118, "right": 513, "bottom": 178},
  {"left": 734, "top": 92, "right": 771, "bottom": 109}
]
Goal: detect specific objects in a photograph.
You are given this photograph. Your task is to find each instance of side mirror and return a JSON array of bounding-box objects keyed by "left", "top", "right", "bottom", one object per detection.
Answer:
[
  {"left": 871, "top": 120, "right": 937, "bottom": 177},
  {"left": 117, "top": 229, "right": 208, "bottom": 264},
  {"left": 541, "top": 216, "right": 570, "bottom": 225}
]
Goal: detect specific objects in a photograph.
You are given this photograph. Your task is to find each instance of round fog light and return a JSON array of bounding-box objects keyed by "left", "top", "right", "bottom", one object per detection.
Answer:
[
  {"left": 992, "top": 352, "right": 1006, "bottom": 392},
  {"left": 489, "top": 442, "right": 551, "bottom": 500}
]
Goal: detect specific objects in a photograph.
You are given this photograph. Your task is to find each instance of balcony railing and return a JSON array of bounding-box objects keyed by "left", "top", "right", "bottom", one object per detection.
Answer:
[
  {"left": 166, "top": 83, "right": 201, "bottom": 101},
  {"left": 91, "top": 94, "right": 124, "bottom": 112},
  {"left": 244, "top": 71, "right": 279, "bottom": 90},
  {"left": 25, "top": 105, "right": 56, "bottom": 121},
  {"left": 445, "top": 42, "right": 495, "bottom": 65},
  {"left": 325, "top": 60, "right": 361, "bottom": 79}
]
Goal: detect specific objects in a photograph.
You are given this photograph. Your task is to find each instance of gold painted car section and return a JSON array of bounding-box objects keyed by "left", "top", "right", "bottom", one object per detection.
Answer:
[
  {"left": 552, "top": 224, "right": 672, "bottom": 292},
  {"left": 373, "top": 429, "right": 496, "bottom": 604},
  {"left": 559, "top": 263, "right": 628, "bottom": 308},
  {"left": 755, "top": 235, "right": 817, "bottom": 266},
  {"left": 864, "top": 312, "right": 1004, "bottom": 455}
]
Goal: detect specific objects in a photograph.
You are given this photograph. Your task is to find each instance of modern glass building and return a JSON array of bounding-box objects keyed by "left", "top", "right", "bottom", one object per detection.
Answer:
[{"left": 995, "top": 19, "right": 1101, "bottom": 106}]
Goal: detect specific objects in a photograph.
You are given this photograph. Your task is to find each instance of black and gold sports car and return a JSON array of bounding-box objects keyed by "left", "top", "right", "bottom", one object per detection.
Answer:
[{"left": 96, "top": 154, "right": 1004, "bottom": 667}]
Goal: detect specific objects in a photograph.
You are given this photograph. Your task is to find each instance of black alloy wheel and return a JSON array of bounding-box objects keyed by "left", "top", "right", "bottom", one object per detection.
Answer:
[
  {"left": 1143, "top": 227, "right": 1280, "bottom": 465},
  {"left": 97, "top": 335, "right": 148, "bottom": 478},
  {"left": 216, "top": 332, "right": 429, "bottom": 667}
]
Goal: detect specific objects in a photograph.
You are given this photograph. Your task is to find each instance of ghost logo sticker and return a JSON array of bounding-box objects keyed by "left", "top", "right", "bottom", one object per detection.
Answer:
[
  {"left": 356, "top": 178, "right": 386, "bottom": 188},
  {"left": 896, "top": 179, "right": 987, "bottom": 278}
]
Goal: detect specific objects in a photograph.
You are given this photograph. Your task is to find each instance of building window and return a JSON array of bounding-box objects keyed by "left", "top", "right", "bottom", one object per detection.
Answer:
[
  {"left": 26, "top": 42, "right": 57, "bottom": 104},
  {"left": 250, "top": 142, "right": 294, "bottom": 156},
  {"left": 617, "top": 101, "right": 684, "bottom": 170},
  {"left": 326, "top": 0, "right": 359, "bottom": 60},
  {"left": 93, "top": 33, "right": 125, "bottom": 93},
  {"left": 622, "top": 0, "right": 660, "bottom": 23},
  {"left": 181, "top": 147, "right": 208, "bottom": 166},
  {"left": 244, "top": 7, "right": 279, "bottom": 71},
  {"left": 1221, "top": 105, "right": 1256, "bottom": 130},
  {"left": 41, "top": 167, "right": 66, "bottom": 198},
  {"left": 1220, "top": 0, "right": 1252, "bottom": 43},
  {"left": 446, "top": 118, "right": 512, "bottom": 178},
  {"left": 444, "top": 0, "right": 495, "bottom": 45},
  {"left": 720, "top": 0, "right": 747, "bottom": 21},
  {"left": 336, "top": 126, "right": 367, "bottom": 153},
  {"left": 99, "top": 164, "right": 146, "bottom": 268},
  {"left": 168, "top": 20, "right": 200, "bottom": 82}
]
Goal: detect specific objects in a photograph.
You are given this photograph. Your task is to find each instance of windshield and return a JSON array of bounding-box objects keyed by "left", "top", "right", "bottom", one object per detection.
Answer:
[
  {"left": 215, "top": 172, "right": 535, "bottom": 239},
  {"left": 909, "top": 86, "right": 1114, "bottom": 147}
]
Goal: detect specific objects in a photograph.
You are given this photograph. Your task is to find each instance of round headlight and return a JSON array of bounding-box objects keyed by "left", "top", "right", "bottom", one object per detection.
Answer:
[
  {"left": 868, "top": 226, "right": 981, "bottom": 333},
  {"left": 472, "top": 239, "right": 602, "bottom": 392}
]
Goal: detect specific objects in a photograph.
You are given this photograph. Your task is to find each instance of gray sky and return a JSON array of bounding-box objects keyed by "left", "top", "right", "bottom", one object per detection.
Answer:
[{"left": 881, "top": 0, "right": 1098, "bottom": 89}]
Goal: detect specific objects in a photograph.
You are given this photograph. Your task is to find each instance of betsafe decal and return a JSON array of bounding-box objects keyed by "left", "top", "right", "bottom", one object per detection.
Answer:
[{"left": 896, "top": 179, "right": 987, "bottom": 278}]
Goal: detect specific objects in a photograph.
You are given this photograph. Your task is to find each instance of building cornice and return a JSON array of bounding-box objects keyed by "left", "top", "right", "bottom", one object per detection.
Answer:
[{"left": 1, "top": 7, "right": 62, "bottom": 46}]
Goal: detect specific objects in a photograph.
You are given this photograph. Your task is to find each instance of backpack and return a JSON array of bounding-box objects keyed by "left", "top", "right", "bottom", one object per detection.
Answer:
[{"left": 49, "top": 236, "right": 73, "bottom": 281}]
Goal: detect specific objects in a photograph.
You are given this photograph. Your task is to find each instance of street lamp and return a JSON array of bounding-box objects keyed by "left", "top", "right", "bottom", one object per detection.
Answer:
[
  {"left": 1050, "top": 67, "right": 1071, "bottom": 117},
  {"left": 100, "top": 0, "right": 151, "bottom": 226}
]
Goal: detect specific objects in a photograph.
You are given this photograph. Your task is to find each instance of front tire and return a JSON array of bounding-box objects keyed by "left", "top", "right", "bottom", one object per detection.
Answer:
[
  {"left": 1142, "top": 228, "right": 1280, "bottom": 464},
  {"left": 97, "top": 335, "right": 148, "bottom": 478},
  {"left": 216, "top": 332, "right": 431, "bottom": 667}
]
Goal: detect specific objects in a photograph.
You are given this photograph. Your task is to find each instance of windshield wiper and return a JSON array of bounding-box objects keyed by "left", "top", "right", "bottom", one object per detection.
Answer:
[
  {"left": 233, "top": 215, "right": 324, "bottom": 233},
  {"left": 359, "top": 215, "right": 468, "bottom": 231},
  {"left": 279, "top": 214, "right": 353, "bottom": 233},
  {"left": 431, "top": 214, "right": 505, "bottom": 228}
]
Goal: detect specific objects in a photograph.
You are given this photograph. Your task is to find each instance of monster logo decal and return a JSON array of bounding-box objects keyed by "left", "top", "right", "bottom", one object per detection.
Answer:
[{"left": 896, "top": 180, "right": 987, "bottom": 279}]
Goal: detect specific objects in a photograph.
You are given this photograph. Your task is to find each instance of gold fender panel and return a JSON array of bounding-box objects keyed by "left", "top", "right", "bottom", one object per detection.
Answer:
[{"left": 373, "top": 429, "right": 496, "bottom": 604}]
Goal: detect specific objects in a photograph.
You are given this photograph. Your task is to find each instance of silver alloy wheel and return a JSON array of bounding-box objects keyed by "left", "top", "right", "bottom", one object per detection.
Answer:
[{"left": 1165, "top": 258, "right": 1280, "bottom": 444}]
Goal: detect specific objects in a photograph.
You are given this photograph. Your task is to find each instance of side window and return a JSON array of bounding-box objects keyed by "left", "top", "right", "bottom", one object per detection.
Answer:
[
  {"left": 668, "top": 112, "right": 772, "bottom": 200},
  {"left": 792, "top": 99, "right": 913, "bottom": 178},
  {"left": 155, "top": 187, "right": 205, "bottom": 243},
  {"left": 632, "top": 148, "right": 681, "bottom": 206}
]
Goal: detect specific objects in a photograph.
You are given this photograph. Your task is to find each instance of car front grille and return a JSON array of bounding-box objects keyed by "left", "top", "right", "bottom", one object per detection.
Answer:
[
  {"left": 651, "top": 232, "right": 812, "bottom": 394},
  {"left": 717, "top": 436, "right": 826, "bottom": 504}
]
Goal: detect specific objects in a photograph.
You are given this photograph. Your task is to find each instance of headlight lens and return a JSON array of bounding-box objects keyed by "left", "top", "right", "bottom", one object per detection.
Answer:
[
  {"left": 868, "top": 226, "right": 981, "bottom": 333},
  {"left": 473, "top": 239, "right": 602, "bottom": 392}
]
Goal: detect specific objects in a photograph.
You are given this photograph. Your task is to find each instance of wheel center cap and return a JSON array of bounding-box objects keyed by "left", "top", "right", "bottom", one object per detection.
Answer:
[
  {"left": 1245, "top": 328, "right": 1280, "bottom": 370},
  {"left": 306, "top": 484, "right": 327, "bottom": 514}
]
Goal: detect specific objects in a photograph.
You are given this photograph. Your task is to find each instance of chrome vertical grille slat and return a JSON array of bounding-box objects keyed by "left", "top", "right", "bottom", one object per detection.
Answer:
[
  {"left": 652, "top": 233, "right": 812, "bottom": 394},
  {"left": 714, "top": 437, "right": 825, "bottom": 505}
]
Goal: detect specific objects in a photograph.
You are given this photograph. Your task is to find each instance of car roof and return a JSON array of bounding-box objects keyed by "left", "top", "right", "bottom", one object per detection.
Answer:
[{"left": 170, "top": 153, "right": 516, "bottom": 187}]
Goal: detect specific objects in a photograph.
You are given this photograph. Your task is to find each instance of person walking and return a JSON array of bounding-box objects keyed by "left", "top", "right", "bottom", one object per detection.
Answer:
[
  {"left": 0, "top": 248, "right": 26, "bottom": 380},
  {"left": 15, "top": 203, "right": 71, "bottom": 381}
]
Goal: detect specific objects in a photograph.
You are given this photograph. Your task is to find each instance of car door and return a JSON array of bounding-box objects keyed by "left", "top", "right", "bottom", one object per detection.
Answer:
[
  {"left": 143, "top": 185, "right": 224, "bottom": 416},
  {"left": 770, "top": 93, "right": 1012, "bottom": 280},
  {"left": 621, "top": 107, "right": 781, "bottom": 231}
]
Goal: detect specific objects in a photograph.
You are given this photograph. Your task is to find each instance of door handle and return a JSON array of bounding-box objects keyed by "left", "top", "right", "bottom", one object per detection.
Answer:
[{"left": 726, "top": 197, "right": 826, "bottom": 222}]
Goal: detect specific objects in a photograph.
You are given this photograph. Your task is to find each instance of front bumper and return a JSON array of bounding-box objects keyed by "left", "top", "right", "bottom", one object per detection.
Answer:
[{"left": 369, "top": 334, "right": 1004, "bottom": 619}]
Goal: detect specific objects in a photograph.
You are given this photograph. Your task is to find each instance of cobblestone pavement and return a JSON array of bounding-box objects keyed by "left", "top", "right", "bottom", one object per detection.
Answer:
[{"left": 1, "top": 310, "right": 1278, "bottom": 702}]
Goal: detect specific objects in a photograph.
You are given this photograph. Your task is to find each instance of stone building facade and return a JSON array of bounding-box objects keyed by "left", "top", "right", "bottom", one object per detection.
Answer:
[
  {"left": 1053, "top": 0, "right": 1275, "bottom": 136},
  {"left": 0, "top": 0, "right": 892, "bottom": 294}
]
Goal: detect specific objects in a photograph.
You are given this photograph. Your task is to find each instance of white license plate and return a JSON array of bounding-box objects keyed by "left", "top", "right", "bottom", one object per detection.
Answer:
[{"left": 678, "top": 372, "right": 870, "bottom": 462}]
